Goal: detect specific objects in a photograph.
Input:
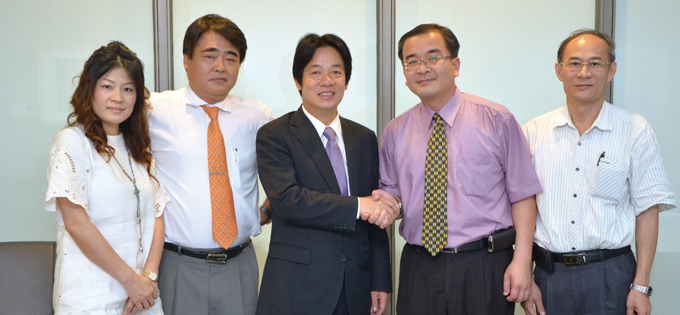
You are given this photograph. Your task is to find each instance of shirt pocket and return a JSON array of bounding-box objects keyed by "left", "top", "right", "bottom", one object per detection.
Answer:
[
  {"left": 589, "top": 158, "right": 629, "bottom": 202},
  {"left": 228, "top": 148, "right": 241, "bottom": 185},
  {"left": 456, "top": 154, "right": 502, "bottom": 196}
]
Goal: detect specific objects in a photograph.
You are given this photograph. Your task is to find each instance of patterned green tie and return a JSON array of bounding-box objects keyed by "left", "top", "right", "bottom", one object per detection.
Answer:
[{"left": 422, "top": 113, "right": 448, "bottom": 256}]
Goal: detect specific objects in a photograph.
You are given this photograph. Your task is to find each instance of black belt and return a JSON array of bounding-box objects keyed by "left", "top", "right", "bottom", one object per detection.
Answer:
[
  {"left": 413, "top": 237, "right": 488, "bottom": 254},
  {"left": 552, "top": 245, "right": 631, "bottom": 266},
  {"left": 164, "top": 239, "right": 251, "bottom": 264}
]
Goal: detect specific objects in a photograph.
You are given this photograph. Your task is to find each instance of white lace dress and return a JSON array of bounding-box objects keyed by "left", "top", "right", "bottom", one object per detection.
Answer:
[{"left": 45, "top": 125, "right": 168, "bottom": 315}]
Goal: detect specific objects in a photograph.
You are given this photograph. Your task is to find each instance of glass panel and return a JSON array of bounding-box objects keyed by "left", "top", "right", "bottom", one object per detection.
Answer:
[
  {"left": 0, "top": 0, "right": 155, "bottom": 241},
  {"left": 171, "top": 0, "right": 378, "bottom": 282},
  {"left": 171, "top": 1, "right": 377, "bottom": 130},
  {"left": 393, "top": 1, "right": 596, "bottom": 312},
  {"left": 614, "top": 2, "right": 680, "bottom": 314}
]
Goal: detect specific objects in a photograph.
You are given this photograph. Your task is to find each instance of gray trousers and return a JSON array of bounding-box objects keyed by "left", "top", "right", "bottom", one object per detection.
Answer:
[
  {"left": 534, "top": 251, "right": 636, "bottom": 315},
  {"left": 158, "top": 242, "right": 259, "bottom": 315}
]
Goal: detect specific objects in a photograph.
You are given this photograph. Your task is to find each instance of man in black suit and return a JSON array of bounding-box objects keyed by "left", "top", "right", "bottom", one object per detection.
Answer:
[{"left": 255, "top": 34, "right": 396, "bottom": 315}]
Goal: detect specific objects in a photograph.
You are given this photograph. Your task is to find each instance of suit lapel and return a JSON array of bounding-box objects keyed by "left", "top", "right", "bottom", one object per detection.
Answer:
[
  {"left": 341, "top": 118, "right": 360, "bottom": 197},
  {"left": 290, "top": 107, "right": 342, "bottom": 195}
]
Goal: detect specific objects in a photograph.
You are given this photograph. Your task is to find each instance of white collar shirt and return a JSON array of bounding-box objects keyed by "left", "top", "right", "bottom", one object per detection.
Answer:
[
  {"left": 149, "top": 86, "right": 273, "bottom": 249},
  {"left": 523, "top": 101, "right": 675, "bottom": 253}
]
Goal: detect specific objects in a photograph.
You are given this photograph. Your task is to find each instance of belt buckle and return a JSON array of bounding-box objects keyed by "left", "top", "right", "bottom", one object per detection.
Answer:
[
  {"left": 440, "top": 247, "right": 459, "bottom": 254},
  {"left": 206, "top": 253, "right": 228, "bottom": 264},
  {"left": 563, "top": 253, "right": 586, "bottom": 266}
]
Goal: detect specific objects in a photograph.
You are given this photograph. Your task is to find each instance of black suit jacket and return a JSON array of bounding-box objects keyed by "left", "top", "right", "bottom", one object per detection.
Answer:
[{"left": 255, "top": 107, "right": 391, "bottom": 315}]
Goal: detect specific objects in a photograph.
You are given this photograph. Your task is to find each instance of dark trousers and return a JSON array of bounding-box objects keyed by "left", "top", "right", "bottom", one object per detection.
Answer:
[
  {"left": 534, "top": 251, "right": 636, "bottom": 315},
  {"left": 397, "top": 243, "right": 515, "bottom": 315}
]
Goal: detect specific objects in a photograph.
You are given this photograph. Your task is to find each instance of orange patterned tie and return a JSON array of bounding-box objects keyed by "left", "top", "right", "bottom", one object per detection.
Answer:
[{"left": 202, "top": 106, "right": 238, "bottom": 249}]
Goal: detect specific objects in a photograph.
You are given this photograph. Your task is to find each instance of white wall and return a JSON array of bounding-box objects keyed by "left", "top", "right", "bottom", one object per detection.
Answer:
[
  {"left": 0, "top": 0, "right": 154, "bottom": 241},
  {"left": 614, "top": 2, "right": 680, "bottom": 314},
  {"left": 172, "top": 0, "right": 378, "bottom": 129}
]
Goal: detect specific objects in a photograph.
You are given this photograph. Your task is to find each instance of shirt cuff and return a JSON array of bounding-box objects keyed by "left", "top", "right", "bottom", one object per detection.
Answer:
[{"left": 356, "top": 197, "right": 361, "bottom": 219}]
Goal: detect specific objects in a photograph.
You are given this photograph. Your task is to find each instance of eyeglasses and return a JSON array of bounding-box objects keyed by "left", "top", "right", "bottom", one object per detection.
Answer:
[
  {"left": 403, "top": 56, "right": 453, "bottom": 71},
  {"left": 559, "top": 60, "right": 612, "bottom": 72}
]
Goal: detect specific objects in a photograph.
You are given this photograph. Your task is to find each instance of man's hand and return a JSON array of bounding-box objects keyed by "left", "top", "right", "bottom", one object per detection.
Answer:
[
  {"left": 370, "top": 291, "right": 388, "bottom": 315},
  {"left": 520, "top": 280, "right": 545, "bottom": 315},
  {"left": 626, "top": 289, "right": 651, "bottom": 315},
  {"left": 372, "top": 190, "right": 401, "bottom": 218},
  {"left": 503, "top": 258, "right": 532, "bottom": 303},
  {"left": 259, "top": 199, "right": 272, "bottom": 226},
  {"left": 358, "top": 190, "right": 399, "bottom": 229}
]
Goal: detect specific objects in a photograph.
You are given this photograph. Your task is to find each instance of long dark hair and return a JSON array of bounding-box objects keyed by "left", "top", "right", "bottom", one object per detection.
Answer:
[{"left": 68, "top": 41, "right": 155, "bottom": 181}]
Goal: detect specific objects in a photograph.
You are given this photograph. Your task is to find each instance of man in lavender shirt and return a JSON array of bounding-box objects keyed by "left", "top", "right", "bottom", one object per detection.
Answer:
[{"left": 379, "top": 24, "right": 543, "bottom": 314}]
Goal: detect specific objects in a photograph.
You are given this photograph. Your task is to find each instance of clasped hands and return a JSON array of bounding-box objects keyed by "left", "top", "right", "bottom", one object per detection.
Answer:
[
  {"left": 359, "top": 190, "right": 400, "bottom": 229},
  {"left": 122, "top": 273, "right": 158, "bottom": 315}
]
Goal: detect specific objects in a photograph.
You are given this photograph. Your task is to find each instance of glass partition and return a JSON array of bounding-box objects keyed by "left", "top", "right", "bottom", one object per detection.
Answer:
[
  {"left": 0, "top": 0, "right": 155, "bottom": 241},
  {"left": 614, "top": 2, "right": 680, "bottom": 313}
]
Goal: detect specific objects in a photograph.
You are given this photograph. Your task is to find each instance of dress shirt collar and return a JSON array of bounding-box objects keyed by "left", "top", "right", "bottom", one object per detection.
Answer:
[
  {"left": 183, "top": 85, "right": 233, "bottom": 113},
  {"left": 555, "top": 101, "right": 612, "bottom": 132},
  {"left": 301, "top": 105, "right": 342, "bottom": 140},
  {"left": 419, "top": 86, "right": 461, "bottom": 128}
]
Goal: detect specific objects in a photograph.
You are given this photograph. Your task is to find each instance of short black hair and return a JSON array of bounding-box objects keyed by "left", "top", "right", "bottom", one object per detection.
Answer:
[
  {"left": 557, "top": 28, "right": 615, "bottom": 62},
  {"left": 292, "top": 33, "right": 352, "bottom": 95},
  {"left": 398, "top": 24, "right": 460, "bottom": 63},
  {"left": 183, "top": 14, "right": 247, "bottom": 64}
]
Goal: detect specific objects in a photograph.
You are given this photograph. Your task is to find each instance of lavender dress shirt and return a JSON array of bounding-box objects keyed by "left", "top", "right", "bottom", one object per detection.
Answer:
[{"left": 380, "top": 88, "right": 542, "bottom": 248}]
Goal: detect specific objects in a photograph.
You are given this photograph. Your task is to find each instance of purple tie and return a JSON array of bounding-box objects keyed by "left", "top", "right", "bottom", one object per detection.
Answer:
[{"left": 323, "top": 127, "right": 349, "bottom": 196}]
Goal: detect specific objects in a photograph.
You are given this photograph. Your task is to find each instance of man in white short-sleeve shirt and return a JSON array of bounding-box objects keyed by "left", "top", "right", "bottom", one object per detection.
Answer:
[
  {"left": 521, "top": 29, "right": 675, "bottom": 315},
  {"left": 148, "top": 14, "right": 273, "bottom": 315}
]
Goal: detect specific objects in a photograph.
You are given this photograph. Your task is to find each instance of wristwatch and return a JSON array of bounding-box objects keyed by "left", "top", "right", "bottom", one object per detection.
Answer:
[
  {"left": 260, "top": 204, "right": 272, "bottom": 224},
  {"left": 142, "top": 271, "right": 158, "bottom": 282},
  {"left": 630, "top": 283, "right": 653, "bottom": 297},
  {"left": 396, "top": 198, "right": 403, "bottom": 216}
]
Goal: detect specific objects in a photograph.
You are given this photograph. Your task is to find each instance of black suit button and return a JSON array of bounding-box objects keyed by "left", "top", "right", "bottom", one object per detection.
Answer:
[
  {"left": 340, "top": 255, "right": 347, "bottom": 261},
  {"left": 342, "top": 224, "right": 347, "bottom": 229}
]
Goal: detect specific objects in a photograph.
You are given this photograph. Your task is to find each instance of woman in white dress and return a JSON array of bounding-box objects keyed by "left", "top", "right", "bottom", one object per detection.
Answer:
[{"left": 45, "top": 41, "right": 167, "bottom": 315}]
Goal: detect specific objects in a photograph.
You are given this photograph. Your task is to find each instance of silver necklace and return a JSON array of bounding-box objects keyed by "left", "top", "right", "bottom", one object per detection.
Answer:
[{"left": 112, "top": 151, "right": 143, "bottom": 252}]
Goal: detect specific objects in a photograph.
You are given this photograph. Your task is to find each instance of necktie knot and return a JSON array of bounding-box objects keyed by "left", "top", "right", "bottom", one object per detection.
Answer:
[
  {"left": 323, "top": 127, "right": 337, "bottom": 142},
  {"left": 433, "top": 113, "right": 442, "bottom": 124},
  {"left": 202, "top": 105, "right": 220, "bottom": 121}
]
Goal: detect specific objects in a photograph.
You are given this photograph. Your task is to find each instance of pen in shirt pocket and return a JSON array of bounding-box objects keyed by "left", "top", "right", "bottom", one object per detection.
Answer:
[
  {"left": 597, "top": 151, "right": 605, "bottom": 166},
  {"left": 233, "top": 148, "right": 238, "bottom": 163}
]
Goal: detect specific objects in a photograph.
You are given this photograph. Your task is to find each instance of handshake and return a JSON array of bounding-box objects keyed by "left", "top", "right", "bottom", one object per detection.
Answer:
[{"left": 358, "top": 190, "right": 401, "bottom": 229}]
